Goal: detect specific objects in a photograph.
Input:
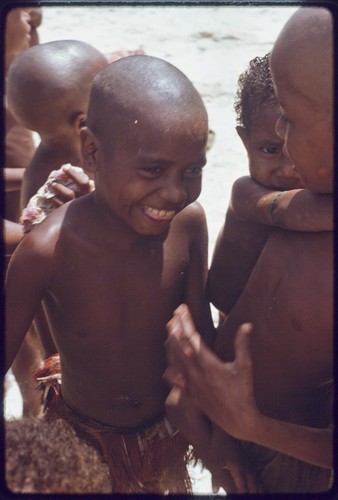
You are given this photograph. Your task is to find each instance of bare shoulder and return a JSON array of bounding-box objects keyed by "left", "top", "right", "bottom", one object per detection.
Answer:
[
  {"left": 21, "top": 203, "right": 69, "bottom": 253},
  {"left": 173, "top": 201, "right": 207, "bottom": 231}
]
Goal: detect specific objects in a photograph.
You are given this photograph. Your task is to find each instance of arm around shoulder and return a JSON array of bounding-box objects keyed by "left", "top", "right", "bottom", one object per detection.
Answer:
[{"left": 231, "top": 176, "right": 333, "bottom": 232}]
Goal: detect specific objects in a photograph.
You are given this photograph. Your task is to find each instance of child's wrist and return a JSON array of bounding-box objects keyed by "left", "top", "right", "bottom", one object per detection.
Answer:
[
  {"left": 240, "top": 408, "right": 265, "bottom": 442},
  {"left": 270, "top": 191, "right": 285, "bottom": 223}
]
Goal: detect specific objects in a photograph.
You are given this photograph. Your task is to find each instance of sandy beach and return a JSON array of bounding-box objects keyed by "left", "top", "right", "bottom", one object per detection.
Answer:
[{"left": 5, "top": 4, "right": 298, "bottom": 495}]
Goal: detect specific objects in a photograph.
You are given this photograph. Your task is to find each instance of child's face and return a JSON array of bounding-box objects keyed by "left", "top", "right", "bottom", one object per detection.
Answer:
[
  {"left": 84, "top": 115, "right": 207, "bottom": 236},
  {"left": 237, "top": 106, "right": 303, "bottom": 190},
  {"left": 270, "top": 54, "right": 333, "bottom": 194}
]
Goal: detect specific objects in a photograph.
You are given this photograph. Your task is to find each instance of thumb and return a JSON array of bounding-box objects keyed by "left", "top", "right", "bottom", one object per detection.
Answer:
[{"left": 234, "top": 323, "right": 253, "bottom": 367}]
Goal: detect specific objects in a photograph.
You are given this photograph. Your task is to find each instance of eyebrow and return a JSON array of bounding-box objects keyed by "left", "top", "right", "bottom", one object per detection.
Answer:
[{"left": 136, "top": 156, "right": 173, "bottom": 166}]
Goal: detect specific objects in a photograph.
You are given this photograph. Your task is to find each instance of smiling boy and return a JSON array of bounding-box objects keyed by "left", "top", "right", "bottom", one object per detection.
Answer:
[{"left": 5, "top": 55, "right": 215, "bottom": 493}]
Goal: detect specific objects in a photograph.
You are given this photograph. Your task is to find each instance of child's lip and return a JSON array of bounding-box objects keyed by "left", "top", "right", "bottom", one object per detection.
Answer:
[{"left": 144, "top": 206, "right": 176, "bottom": 221}]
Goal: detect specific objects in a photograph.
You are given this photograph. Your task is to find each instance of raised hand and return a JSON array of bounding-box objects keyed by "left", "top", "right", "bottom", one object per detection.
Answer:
[{"left": 164, "top": 304, "right": 259, "bottom": 441}]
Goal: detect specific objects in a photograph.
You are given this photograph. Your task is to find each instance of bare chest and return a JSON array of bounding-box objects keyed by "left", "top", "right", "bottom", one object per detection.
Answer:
[
  {"left": 46, "top": 230, "right": 189, "bottom": 341},
  {"left": 216, "top": 230, "right": 333, "bottom": 415}
]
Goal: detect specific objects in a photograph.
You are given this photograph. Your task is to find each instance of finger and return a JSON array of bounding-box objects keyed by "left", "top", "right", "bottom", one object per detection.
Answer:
[
  {"left": 61, "top": 166, "right": 91, "bottom": 194},
  {"left": 166, "top": 315, "right": 197, "bottom": 358},
  {"left": 234, "top": 322, "right": 253, "bottom": 367},
  {"left": 49, "top": 195, "right": 65, "bottom": 207},
  {"left": 51, "top": 182, "right": 76, "bottom": 201},
  {"left": 173, "top": 304, "right": 204, "bottom": 356},
  {"left": 166, "top": 315, "right": 181, "bottom": 338},
  {"left": 176, "top": 304, "right": 196, "bottom": 340},
  {"left": 162, "top": 364, "right": 186, "bottom": 389},
  {"left": 168, "top": 310, "right": 220, "bottom": 378},
  {"left": 165, "top": 331, "right": 195, "bottom": 366}
]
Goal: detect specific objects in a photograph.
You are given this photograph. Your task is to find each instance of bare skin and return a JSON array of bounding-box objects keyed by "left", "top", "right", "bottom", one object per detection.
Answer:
[
  {"left": 6, "top": 56, "right": 215, "bottom": 431},
  {"left": 5, "top": 40, "right": 107, "bottom": 207},
  {"left": 4, "top": 7, "right": 41, "bottom": 224},
  {"left": 165, "top": 7, "right": 333, "bottom": 493},
  {"left": 5, "top": 40, "right": 107, "bottom": 417},
  {"left": 166, "top": 302, "right": 332, "bottom": 466},
  {"left": 209, "top": 176, "right": 333, "bottom": 315},
  {"left": 209, "top": 101, "right": 333, "bottom": 315}
]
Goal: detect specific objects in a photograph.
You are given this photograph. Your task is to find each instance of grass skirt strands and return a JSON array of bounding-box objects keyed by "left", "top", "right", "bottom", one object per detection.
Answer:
[{"left": 34, "top": 355, "right": 193, "bottom": 494}]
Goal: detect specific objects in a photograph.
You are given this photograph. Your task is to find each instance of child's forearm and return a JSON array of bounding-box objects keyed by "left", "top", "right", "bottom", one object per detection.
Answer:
[
  {"left": 165, "top": 387, "right": 211, "bottom": 457},
  {"left": 271, "top": 190, "right": 333, "bottom": 231},
  {"left": 231, "top": 176, "right": 333, "bottom": 232},
  {"left": 239, "top": 411, "right": 333, "bottom": 469}
]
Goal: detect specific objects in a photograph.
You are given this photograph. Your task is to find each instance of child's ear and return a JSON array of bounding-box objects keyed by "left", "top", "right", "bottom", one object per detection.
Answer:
[
  {"left": 236, "top": 126, "right": 249, "bottom": 149},
  {"left": 80, "top": 127, "right": 99, "bottom": 173},
  {"left": 72, "top": 113, "right": 87, "bottom": 135}
]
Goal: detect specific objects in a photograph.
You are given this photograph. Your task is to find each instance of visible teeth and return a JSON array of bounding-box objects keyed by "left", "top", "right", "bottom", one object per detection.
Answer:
[{"left": 145, "top": 206, "right": 175, "bottom": 221}]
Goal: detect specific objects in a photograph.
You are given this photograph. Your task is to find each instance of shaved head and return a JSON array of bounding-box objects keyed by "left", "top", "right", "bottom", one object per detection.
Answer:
[
  {"left": 270, "top": 7, "right": 333, "bottom": 111},
  {"left": 7, "top": 40, "right": 107, "bottom": 133},
  {"left": 270, "top": 7, "right": 333, "bottom": 192},
  {"left": 86, "top": 55, "right": 208, "bottom": 151}
]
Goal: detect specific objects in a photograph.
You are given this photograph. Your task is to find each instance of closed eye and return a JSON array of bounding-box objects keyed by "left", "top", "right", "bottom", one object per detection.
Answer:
[{"left": 138, "top": 166, "right": 164, "bottom": 178}]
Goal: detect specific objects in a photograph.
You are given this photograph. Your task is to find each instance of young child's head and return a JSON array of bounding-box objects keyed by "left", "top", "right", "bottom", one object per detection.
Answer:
[
  {"left": 270, "top": 7, "right": 333, "bottom": 194},
  {"left": 6, "top": 40, "right": 107, "bottom": 162},
  {"left": 82, "top": 55, "right": 208, "bottom": 236},
  {"left": 234, "top": 53, "right": 303, "bottom": 190}
]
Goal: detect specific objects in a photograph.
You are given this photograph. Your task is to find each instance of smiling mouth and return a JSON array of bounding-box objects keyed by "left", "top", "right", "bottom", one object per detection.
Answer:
[{"left": 144, "top": 206, "right": 176, "bottom": 221}]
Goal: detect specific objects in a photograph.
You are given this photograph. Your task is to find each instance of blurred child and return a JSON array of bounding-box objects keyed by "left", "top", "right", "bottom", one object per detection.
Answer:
[
  {"left": 6, "top": 39, "right": 107, "bottom": 208},
  {"left": 5, "top": 55, "right": 215, "bottom": 493},
  {"left": 165, "top": 8, "right": 333, "bottom": 493},
  {"left": 5, "top": 39, "right": 106, "bottom": 416},
  {"left": 4, "top": 7, "right": 41, "bottom": 240}
]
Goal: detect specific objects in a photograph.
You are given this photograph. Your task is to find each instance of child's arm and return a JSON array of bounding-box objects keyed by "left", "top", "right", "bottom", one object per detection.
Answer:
[
  {"left": 181, "top": 202, "right": 216, "bottom": 346},
  {"left": 209, "top": 207, "right": 271, "bottom": 315},
  {"left": 5, "top": 223, "right": 55, "bottom": 372},
  {"left": 165, "top": 305, "right": 333, "bottom": 470},
  {"left": 4, "top": 168, "right": 25, "bottom": 191},
  {"left": 231, "top": 176, "right": 333, "bottom": 232},
  {"left": 4, "top": 219, "right": 24, "bottom": 255},
  {"left": 209, "top": 176, "right": 333, "bottom": 315}
]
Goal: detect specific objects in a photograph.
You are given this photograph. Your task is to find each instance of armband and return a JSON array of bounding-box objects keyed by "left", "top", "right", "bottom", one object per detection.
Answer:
[{"left": 270, "top": 191, "right": 285, "bottom": 220}]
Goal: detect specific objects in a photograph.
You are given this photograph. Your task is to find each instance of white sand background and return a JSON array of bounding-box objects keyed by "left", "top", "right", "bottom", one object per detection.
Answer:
[{"left": 5, "top": 4, "right": 298, "bottom": 495}]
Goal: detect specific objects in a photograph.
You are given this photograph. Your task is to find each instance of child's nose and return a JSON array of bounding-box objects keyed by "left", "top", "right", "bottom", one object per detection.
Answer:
[
  {"left": 159, "top": 180, "right": 187, "bottom": 206},
  {"left": 278, "top": 160, "right": 298, "bottom": 180}
]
